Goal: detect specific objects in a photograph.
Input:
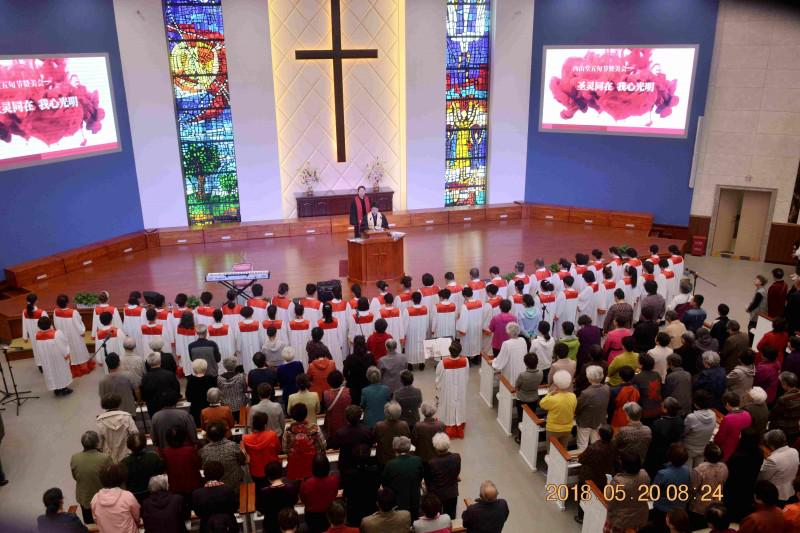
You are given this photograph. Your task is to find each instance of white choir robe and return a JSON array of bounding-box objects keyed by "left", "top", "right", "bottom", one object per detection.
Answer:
[
  {"left": 570, "top": 266, "right": 589, "bottom": 292},
  {"left": 208, "top": 323, "right": 236, "bottom": 366},
  {"left": 602, "top": 280, "right": 618, "bottom": 311},
  {"left": 22, "top": 308, "right": 47, "bottom": 366},
  {"left": 669, "top": 255, "right": 685, "bottom": 281},
  {"left": 262, "top": 319, "right": 289, "bottom": 346},
  {"left": 122, "top": 305, "right": 146, "bottom": 357},
  {"left": 246, "top": 299, "right": 269, "bottom": 323},
  {"left": 379, "top": 306, "right": 404, "bottom": 344},
  {"left": 511, "top": 293, "right": 526, "bottom": 318},
  {"left": 435, "top": 355, "right": 469, "bottom": 436},
  {"left": 489, "top": 277, "right": 509, "bottom": 299},
  {"left": 593, "top": 283, "right": 608, "bottom": 322},
  {"left": 167, "top": 307, "right": 192, "bottom": 348},
  {"left": 140, "top": 323, "right": 165, "bottom": 354},
  {"left": 36, "top": 329, "right": 72, "bottom": 391},
  {"left": 403, "top": 305, "right": 430, "bottom": 365},
  {"left": 396, "top": 292, "right": 414, "bottom": 311},
  {"left": 220, "top": 305, "right": 242, "bottom": 329},
  {"left": 174, "top": 327, "right": 198, "bottom": 376},
  {"left": 298, "top": 298, "right": 322, "bottom": 324},
  {"left": 658, "top": 270, "right": 678, "bottom": 307},
  {"left": 621, "top": 278, "right": 641, "bottom": 309},
  {"left": 554, "top": 289, "right": 579, "bottom": 338},
  {"left": 318, "top": 319, "right": 344, "bottom": 369},
  {"left": 589, "top": 260, "right": 606, "bottom": 279},
  {"left": 419, "top": 286, "right": 441, "bottom": 321},
  {"left": 96, "top": 326, "right": 125, "bottom": 373},
  {"left": 345, "top": 298, "right": 359, "bottom": 336},
  {"left": 626, "top": 258, "right": 643, "bottom": 279},
  {"left": 456, "top": 300, "right": 484, "bottom": 358},
  {"left": 466, "top": 280, "right": 487, "bottom": 303},
  {"left": 369, "top": 293, "right": 389, "bottom": 317},
  {"left": 195, "top": 306, "right": 216, "bottom": 327},
  {"left": 444, "top": 283, "right": 464, "bottom": 311},
  {"left": 534, "top": 292, "right": 557, "bottom": 325},
  {"left": 91, "top": 305, "right": 122, "bottom": 339},
  {"left": 328, "top": 299, "right": 350, "bottom": 358},
  {"left": 512, "top": 275, "right": 530, "bottom": 296},
  {"left": 491, "top": 337, "right": 528, "bottom": 384},
  {"left": 608, "top": 257, "right": 625, "bottom": 281},
  {"left": 532, "top": 270, "right": 552, "bottom": 294},
  {"left": 648, "top": 255, "right": 662, "bottom": 276},
  {"left": 577, "top": 285, "right": 598, "bottom": 325},
  {"left": 288, "top": 319, "right": 312, "bottom": 368},
  {"left": 53, "top": 308, "right": 91, "bottom": 366},
  {"left": 236, "top": 320, "right": 262, "bottom": 372},
  {"left": 551, "top": 271, "right": 570, "bottom": 293},
  {"left": 481, "top": 298, "right": 502, "bottom": 356},
  {"left": 432, "top": 302, "right": 457, "bottom": 340},
  {"left": 349, "top": 312, "right": 376, "bottom": 344},
  {"left": 152, "top": 309, "right": 172, "bottom": 347},
  {"left": 271, "top": 296, "right": 295, "bottom": 325}
]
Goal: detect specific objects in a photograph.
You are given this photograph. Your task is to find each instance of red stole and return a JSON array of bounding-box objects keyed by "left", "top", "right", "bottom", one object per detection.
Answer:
[
  {"left": 353, "top": 194, "right": 372, "bottom": 224},
  {"left": 534, "top": 270, "right": 550, "bottom": 281},
  {"left": 446, "top": 283, "right": 463, "bottom": 294},
  {"left": 380, "top": 307, "right": 401, "bottom": 319},
  {"left": 196, "top": 306, "right": 215, "bottom": 317},
  {"left": 564, "top": 289, "right": 579, "bottom": 300},
  {"left": 420, "top": 286, "right": 440, "bottom": 297},
  {"left": 436, "top": 302, "right": 456, "bottom": 313},
  {"left": 97, "top": 327, "right": 120, "bottom": 340},
  {"left": 603, "top": 281, "right": 617, "bottom": 290},
  {"left": 557, "top": 271, "right": 570, "bottom": 280},
  {"left": 272, "top": 296, "right": 291, "bottom": 310},
  {"left": 95, "top": 305, "right": 116, "bottom": 316},
  {"left": 487, "top": 296, "right": 502, "bottom": 308},
  {"left": 490, "top": 277, "right": 507, "bottom": 288},
  {"left": 539, "top": 293, "right": 556, "bottom": 304},
  {"left": 36, "top": 329, "right": 56, "bottom": 341},
  {"left": 300, "top": 298, "right": 321, "bottom": 310},
  {"left": 238, "top": 321, "right": 260, "bottom": 333},
  {"left": 512, "top": 294, "right": 524, "bottom": 304},
  {"left": 575, "top": 266, "right": 587, "bottom": 275},
  {"left": 465, "top": 300, "right": 483, "bottom": 311},
  {"left": 671, "top": 255, "right": 683, "bottom": 264},
  {"left": 24, "top": 308, "right": 44, "bottom": 319},
  {"left": 247, "top": 298, "right": 268, "bottom": 309},
  {"left": 262, "top": 319, "right": 283, "bottom": 330},
  {"left": 54, "top": 308, "right": 73, "bottom": 319},
  {"left": 353, "top": 313, "right": 374, "bottom": 325},
  {"left": 141, "top": 324, "right": 163, "bottom": 335},
  {"left": 443, "top": 356, "right": 468, "bottom": 369},
  {"left": 397, "top": 293, "right": 412, "bottom": 303},
  {"left": 642, "top": 274, "right": 655, "bottom": 282},
  {"left": 208, "top": 324, "right": 229, "bottom": 336},
  {"left": 176, "top": 327, "right": 195, "bottom": 336},
  {"left": 318, "top": 319, "right": 339, "bottom": 330},
  {"left": 329, "top": 300, "right": 347, "bottom": 312},
  {"left": 664, "top": 270, "right": 675, "bottom": 279},
  {"left": 222, "top": 305, "right": 242, "bottom": 316},
  {"left": 406, "top": 306, "right": 428, "bottom": 317},
  {"left": 124, "top": 306, "right": 143, "bottom": 317},
  {"left": 468, "top": 280, "right": 486, "bottom": 291},
  {"left": 289, "top": 320, "right": 310, "bottom": 330}
]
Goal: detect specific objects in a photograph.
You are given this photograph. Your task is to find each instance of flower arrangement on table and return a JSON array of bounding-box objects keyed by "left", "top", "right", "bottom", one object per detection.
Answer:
[
  {"left": 364, "top": 157, "right": 385, "bottom": 191},
  {"left": 298, "top": 162, "right": 321, "bottom": 195}
]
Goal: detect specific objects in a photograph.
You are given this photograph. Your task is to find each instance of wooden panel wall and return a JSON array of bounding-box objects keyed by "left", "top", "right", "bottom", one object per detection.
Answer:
[{"left": 765, "top": 222, "right": 800, "bottom": 265}]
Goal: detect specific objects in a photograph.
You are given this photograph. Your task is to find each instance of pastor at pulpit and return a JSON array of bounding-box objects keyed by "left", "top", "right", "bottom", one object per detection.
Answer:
[{"left": 364, "top": 205, "right": 390, "bottom": 232}]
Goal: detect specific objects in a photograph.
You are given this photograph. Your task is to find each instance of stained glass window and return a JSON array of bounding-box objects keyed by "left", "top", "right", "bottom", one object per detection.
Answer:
[
  {"left": 163, "top": 0, "right": 240, "bottom": 225},
  {"left": 446, "top": 0, "right": 490, "bottom": 207}
]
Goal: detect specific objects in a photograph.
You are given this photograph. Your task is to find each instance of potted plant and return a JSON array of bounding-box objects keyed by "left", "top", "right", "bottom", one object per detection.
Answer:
[
  {"left": 364, "top": 157, "right": 385, "bottom": 192},
  {"left": 298, "top": 162, "right": 321, "bottom": 196},
  {"left": 186, "top": 295, "right": 201, "bottom": 309},
  {"left": 74, "top": 292, "right": 99, "bottom": 309}
]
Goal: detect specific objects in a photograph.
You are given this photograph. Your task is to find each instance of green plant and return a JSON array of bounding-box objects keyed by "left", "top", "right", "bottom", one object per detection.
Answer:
[
  {"left": 74, "top": 292, "right": 100, "bottom": 306},
  {"left": 549, "top": 263, "right": 560, "bottom": 273},
  {"left": 617, "top": 244, "right": 630, "bottom": 255},
  {"left": 502, "top": 272, "right": 516, "bottom": 281},
  {"left": 186, "top": 295, "right": 201, "bottom": 309}
]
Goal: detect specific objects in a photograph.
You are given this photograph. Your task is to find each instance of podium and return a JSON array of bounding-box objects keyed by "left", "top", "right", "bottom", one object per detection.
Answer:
[{"left": 347, "top": 230, "right": 405, "bottom": 283}]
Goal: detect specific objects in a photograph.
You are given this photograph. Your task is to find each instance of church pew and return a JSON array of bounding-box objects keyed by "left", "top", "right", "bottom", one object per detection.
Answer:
[
  {"left": 518, "top": 404, "right": 546, "bottom": 472},
  {"left": 496, "top": 375, "right": 515, "bottom": 437},
  {"left": 580, "top": 480, "right": 608, "bottom": 533},
  {"left": 544, "top": 437, "right": 581, "bottom": 511},
  {"left": 479, "top": 353, "right": 495, "bottom": 408}
]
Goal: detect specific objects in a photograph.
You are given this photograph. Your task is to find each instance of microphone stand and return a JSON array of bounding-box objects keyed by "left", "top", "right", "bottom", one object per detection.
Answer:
[
  {"left": 0, "top": 344, "right": 39, "bottom": 415},
  {"left": 94, "top": 334, "right": 112, "bottom": 368},
  {"left": 687, "top": 269, "right": 717, "bottom": 295}
]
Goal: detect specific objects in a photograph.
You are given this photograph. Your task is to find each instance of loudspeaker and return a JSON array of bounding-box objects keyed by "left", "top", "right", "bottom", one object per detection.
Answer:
[
  {"left": 316, "top": 279, "right": 342, "bottom": 303},
  {"left": 143, "top": 291, "right": 162, "bottom": 306}
]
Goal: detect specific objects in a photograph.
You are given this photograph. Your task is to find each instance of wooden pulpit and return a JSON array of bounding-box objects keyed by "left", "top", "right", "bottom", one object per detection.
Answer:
[{"left": 347, "top": 230, "right": 405, "bottom": 283}]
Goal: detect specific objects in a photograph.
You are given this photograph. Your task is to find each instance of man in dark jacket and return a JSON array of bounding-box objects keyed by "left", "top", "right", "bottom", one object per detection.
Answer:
[
  {"left": 393, "top": 371, "right": 423, "bottom": 430},
  {"left": 412, "top": 403, "right": 446, "bottom": 463},
  {"left": 191, "top": 461, "right": 238, "bottom": 533},
  {"left": 768, "top": 371, "right": 800, "bottom": 444},
  {"left": 461, "top": 480, "right": 509, "bottom": 533},
  {"left": 576, "top": 424, "right": 616, "bottom": 524},
  {"left": 188, "top": 326, "right": 221, "bottom": 377},
  {"left": 381, "top": 436, "right": 424, "bottom": 519},
  {"left": 424, "top": 433, "right": 461, "bottom": 520},
  {"left": 141, "top": 352, "right": 181, "bottom": 416},
  {"left": 785, "top": 275, "right": 800, "bottom": 335},
  {"left": 329, "top": 405, "right": 373, "bottom": 474},
  {"left": 720, "top": 320, "right": 749, "bottom": 372}
]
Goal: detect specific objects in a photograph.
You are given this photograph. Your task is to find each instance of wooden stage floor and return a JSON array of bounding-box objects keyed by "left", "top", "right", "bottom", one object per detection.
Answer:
[{"left": 0, "top": 219, "right": 682, "bottom": 317}]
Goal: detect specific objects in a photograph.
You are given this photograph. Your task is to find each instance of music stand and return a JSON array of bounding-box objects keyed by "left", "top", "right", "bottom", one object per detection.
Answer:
[{"left": 0, "top": 341, "right": 39, "bottom": 415}]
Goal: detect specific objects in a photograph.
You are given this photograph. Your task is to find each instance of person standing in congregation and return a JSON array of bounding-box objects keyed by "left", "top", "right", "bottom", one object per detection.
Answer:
[
  {"left": 403, "top": 291, "right": 429, "bottom": 370},
  {"left": 436, "top": 340, "right": 469, "bottom": 439}
]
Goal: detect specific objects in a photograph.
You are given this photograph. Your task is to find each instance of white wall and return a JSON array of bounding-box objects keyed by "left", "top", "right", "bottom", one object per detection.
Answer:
[
  {"left": 405, "top": 0, "right": 446, "bottom": 209},
  {"left": 691, "top": 0, "right": 800, "bottom": 223},
  {"left": 487, "top": 0, "right": 534, "bottom": 204},
  {"left": 223, "top": 0, "right": 283, "bottom": 221},
  {"left": 113, "top": 0, "right": 187, "bottom": 228}
]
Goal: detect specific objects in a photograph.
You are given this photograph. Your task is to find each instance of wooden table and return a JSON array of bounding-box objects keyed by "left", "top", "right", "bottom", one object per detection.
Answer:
[
  {"left": 347, "top": 230, "right": 405, "bottom": 283},
  {"left": 295, "top": 187, "right": 393, "bottom": 218}
]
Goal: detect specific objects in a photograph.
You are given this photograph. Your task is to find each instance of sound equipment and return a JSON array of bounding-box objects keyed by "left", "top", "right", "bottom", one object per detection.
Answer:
[{"left": 316, "top": 279, "right": 342, "bottom": 303}]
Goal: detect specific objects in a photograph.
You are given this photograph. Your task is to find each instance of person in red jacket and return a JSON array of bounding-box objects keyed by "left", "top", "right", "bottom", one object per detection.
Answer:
[
  {"left": 756, "top": 317, "right": 789, "bottom": 366},
  {"left": 366, "top": 319, "right": 393, "bottom": 363},
  {"left": 767, "top": 268, "right": 788, "bottom": 319}
]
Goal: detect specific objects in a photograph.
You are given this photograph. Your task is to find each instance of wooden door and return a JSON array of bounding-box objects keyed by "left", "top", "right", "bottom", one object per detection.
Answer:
[
  {"left": 711, "top": 189, "right": 741, "bottom": 254},
  {"left": 734, "top": 190, "right": 771, "bottom": 259}
]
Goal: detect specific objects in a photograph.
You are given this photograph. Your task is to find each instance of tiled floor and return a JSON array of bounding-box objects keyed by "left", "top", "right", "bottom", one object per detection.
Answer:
[{"left": 0, "top": 255, "right": 785, "bottom": 530}]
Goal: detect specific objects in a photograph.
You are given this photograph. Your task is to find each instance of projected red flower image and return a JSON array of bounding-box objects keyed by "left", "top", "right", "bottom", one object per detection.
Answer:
[
  {"left": 540, "top": 46, "right": 697, "bottom": 137},
  {"left": 0, "top": 55, "right": 119, "bottom": 171}
]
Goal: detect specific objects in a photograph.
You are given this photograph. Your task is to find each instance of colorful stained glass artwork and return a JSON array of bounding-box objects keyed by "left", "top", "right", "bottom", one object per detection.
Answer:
[
  {"left": 163, "top": 0, "right": 240, "bottom": 225},
  {"left": 446, "top": 0, "right": 490, "bottom": 207}
]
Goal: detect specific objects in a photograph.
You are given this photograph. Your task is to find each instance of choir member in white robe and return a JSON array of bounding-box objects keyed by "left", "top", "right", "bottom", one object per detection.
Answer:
[
  {"left": 22, "top": 293, "right": 47, "bottom": 368},
  {"left": 534, "top": 280, "right": 557, "bottom": 326},
  {"left": 220, "top": 290, "right": 243, "bottom": 329},
  {"left": 419, "top": 273, "right": 441, "bottom": 320},
  {"left": 570, "top": 254, "right": 590, "bottom": 292},
  {"left": 625, "top": 249, "right": 643, "bottom": 278},
  {"left": 208, "top": 309, "right": 236, "bottom": 365},
  {"left": 141, "top": 308, "right": 165, "bottom": 352},
  {"left": 512, "top": 261, "right": 531, "bottom": 295},
  {"left": 96, "top": 312, "right": 125, "bottom": 373},
  {"left": 466, "top": 268, "right": 487, "bottom": 303},
  {"left": 54, "top": 294, "right": 93, "bottom": 376},
  {"left": 195, "top": 291, "right": 216, "bottom": 327},
  {"left": 443, "top": 272, "right": 464, "bottom": 311},
  {"left": 122, "top": 294, "right": 146, "bottom": 357},
  {"left": 589, "top": 249, "right": 606, "bottom": 278},
  {"left": 262, "top": 305, "right": 289, "bottom": 345},
  {"left": 318, "top": 304, "right": 344, "bottom": 370},
  {"left": 608, "top": 247, "right": 625, "bottom": 281},
  {"left": 488, "top": 266, "right": 509, "bottom": 299},
  {"left": 432, "top": 289, "right": 457, "bottom": 340},
  {"left": 378, "top": 294, "right": 404, "bottom": 343},
  {"left": 436, "top": 340, "right": 469, "bottom": 439},
  {"left": 491, "top": 322, "right": 528, "bottom": 385},
  {"left": 298, "top": 284, "right": 322, "bottom": 324},
  {"left": 36, "top": 316, "right": 73, "bottom": 395},
  {"left": 648, "top": 245, "right": 661, "bottom": 276},
  {"left": 328, "top": 285, "right": 350, "bottom": 359},
  {"left": 481, "top": 284, "right": 503, "bottom": 356},
  {"left": 403, "top": 292, "right": 430, "bottom": 366},
  {"left": 272, "top": 283, "right": 295, "bottom": 324},
  {"left": 456, "top": 287, "right": 484, "bottom": 360},
  {"left": 601, "top": 267, "right": 619, "bottom": 312},
  {"left": 369, "top": 280, "right": 390, "bottom": 316},
  {"left": 657, "top": 258, "right": 678, "bottom": 305},
  {"left": 349, "top": 298, "right": 376, "bottom": 345},
  {"left": 247, "top": 284, "right": 269, "bottom": 323},
  {"left": 621, "top": 266, "right": 641, "bottom": 313},
  {"left": 396, "top": 275, "right": 414, "bottom": 311},
  {"left": 288, "top": 304, "right": 312, "bottom": 368},
  {"left": 532, "top": 260, "right": 552, "bottom": 295},
  {"left": 167, "top": 293, "right": 193, "bottom": 351},
  {"left": 551, "top": 259, "right": 572, "bottom": 293},
  {"left": 576, "top": 271, "right": 599, "bottom": 325},
  {"left": 235, "top": 307, "right": 262, "bottom": 372},
  {"left": 91, "top": 291, "right": 122, "bottom": 340},
  {"left": 668, "top": 245, "right": 685, "bottom": 281},
  {"left": 173, "top": 311, "right": 198, "bottom": 376},
  {"left": 641, "top": 260, "right": 658, "bottom": 289},
  {"left": 511, "top": 280, "right": 527, "bottom": 317},
  {"left": 554, "top": 276, "right": 579, "bottom": 338}
]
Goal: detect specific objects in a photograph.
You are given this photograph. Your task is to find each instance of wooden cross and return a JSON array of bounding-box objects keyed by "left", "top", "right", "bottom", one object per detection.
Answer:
[{"left": 295, "top": 0, "right": 378, "bottom": 162}]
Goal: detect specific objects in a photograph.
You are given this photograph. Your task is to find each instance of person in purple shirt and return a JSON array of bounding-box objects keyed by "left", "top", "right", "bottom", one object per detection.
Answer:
[
  {"left": 576, "top": 314, "right": 602, "bottom": 369},
  {"left": 681, "top": 295, "right": 708, "bottom": 333},
  {"left": 488, "top": 300, "right": 517, "bottom": 356},
  {"left": 783, "top": 336, "right": 800, "bottom": 377}
]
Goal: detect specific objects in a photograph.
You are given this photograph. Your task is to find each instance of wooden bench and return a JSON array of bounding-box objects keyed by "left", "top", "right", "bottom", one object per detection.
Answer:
[
  {"left": 518, "top": 404, "right": 546, "bottom": 472},
  {"left": 496, "top": 375, "right": 515, "bottom": 437},
  {"left": 544, "top": 437, "right": 581, "bottom": 511},
  {"left": 580, "top": 480, "right": 607, "bottom": 533}
]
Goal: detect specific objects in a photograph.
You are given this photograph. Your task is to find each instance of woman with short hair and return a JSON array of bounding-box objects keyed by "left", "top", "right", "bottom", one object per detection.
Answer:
[
  {"left": 424, "top": 432, "right": 461, "bottom": 520},
  {"left": 90, "top": 463, "right": 140, "bottom": 533},
  {"left": 37, "top": 487, "right": 89, "bottom": 533},
  {"left": 140, "top": 475, "right": 186, "bottom": 533},
  {"left": 216, "top": 357, "right": 248, "bottom": 423},
  {"left": 185, "top": 358, "right": 217, "bottom": 425},
  {"left": 282, "top": 403, "right": 326, "bottom": 481},
  {"left": 359, "top": 366, "right": 391, "bottom": 428}
]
